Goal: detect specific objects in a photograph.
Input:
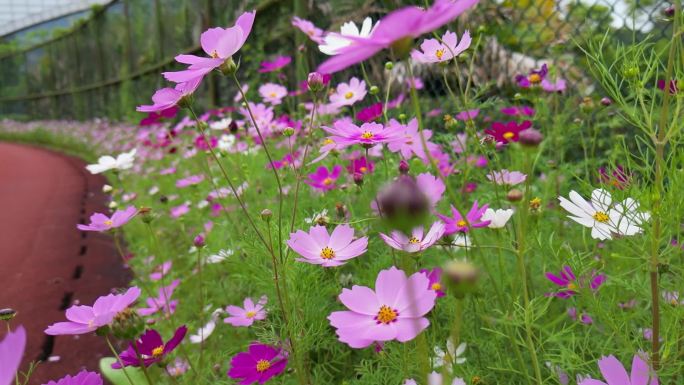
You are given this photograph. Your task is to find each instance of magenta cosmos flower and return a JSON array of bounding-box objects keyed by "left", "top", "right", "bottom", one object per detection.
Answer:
[
  {"left": 163, "top": 11, "right": 255, "bottom": 83},
  {"left": 486, "top": 169, "right": 527, "bottom": 186},
  {"left": 258, "top": 55, "right": 291, "bottom": 73},
  {"left": 437, "top": 201, "right": 490, "bottom": 234},
  {"left": 137, "top": 78, "right": 201, "bottom": 113},
  {"left": 379, "top": 221, "right": 445, "bottom": 253},
  {"left": 421, "top": 268, "right": 446, "bottom": 297},
  {"left": 347, "top": 156, "right": 374, "bottom": 176},
  {"left": 77, "top": 206, "right": 137, "bottom": 232},
  {"left": 386, "top": 118, "right": 437, "bottom": 162},
  {"left": 484, "top": 120, "right": 532, "bottom": 144},
  {"left": 46, "top": 287, "right": 141, "bottom": 335},
  {"left": 318, "top": 0, "right": 479, "bottom": 74},
  {"left": 44, "top": 371, "right": 103, "bottom": 385},
  {"left": 0, "top": 325, "right": 25, "bottom": 385},
  {"left": 138, "top": 280, "right": 180, "bottom": 317},
  {"left": 228, "top": 343, "right": 288, "bottom": 385},
  {"left": 112, "top": 326, "right": 187, "bottom": 368},
  {"left": 515, "top": 63, "right": 548, "bottom": 88},
  {"left": 305, "top": 165, "right": 343, "bottom": 191},
  {"left": 258, "top": 83, "right": 288, "bottom": 105},
  {"left": 224, "top": 296, "right": 268, "bottom": 327},
  {"left": 500, "top": 105, "right": 535, "bottom": 116},
  {"left": 579, "top": 353, "right": 658, "bottom": 385},
  {"left": 328, "top": 266, "right": 437, "bottom": 348},
  {"left": 291, "top": 16, "right": 325, "bottom": 44},
  {"left": 356, "top": 102, "right": 383, "bottom": 122},
  {"left": 322, "top": 121, "right": 400, "bottom": 148},
  {"left": 287, "top": 224, "right": 368, "bottom": 267},
  {"left": 411, "top": 30, "right": 471, "bottom": 63},
  {"left": 545, "top": 266, "right": 606, "bottom": 299},
  {"left": 329, "top": 77, "right": 367, "bottom": 107}
]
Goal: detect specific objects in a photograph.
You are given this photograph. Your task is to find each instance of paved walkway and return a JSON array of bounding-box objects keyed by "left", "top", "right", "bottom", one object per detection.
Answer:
[{"left": 0, "top": 142, "right": 130, "bottom": 384}]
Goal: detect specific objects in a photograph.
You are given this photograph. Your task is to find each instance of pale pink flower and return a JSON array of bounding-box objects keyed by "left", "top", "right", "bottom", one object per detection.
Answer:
[
  {"left": 379, "top": 222, "right": 445, "bottom": 253},
  {"left": 224, "top": 296, "right": 268, "bottom": 327},
  {"left": 411, "top": 30, "right": 471, "bottom": 63},
  {"left": 259, "top": 83, "right": 288, "bottom": 105},
  {"left": 287, "top": 224, "right": 368, "bottom": 267},
  {"left": 330, "top": 77, "right": 367, "bottom": 107}
]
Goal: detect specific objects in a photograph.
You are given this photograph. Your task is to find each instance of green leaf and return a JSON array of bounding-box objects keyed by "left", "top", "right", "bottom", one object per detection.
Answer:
[{"left": 99, "top": 357, "right": 147, "bottom": 385}]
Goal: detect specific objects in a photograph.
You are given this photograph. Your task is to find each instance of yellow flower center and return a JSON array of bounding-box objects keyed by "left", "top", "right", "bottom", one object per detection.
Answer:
[
  {"left": 360, "top": 131, "right": 374, "bottom": 140},
  {"left": 320, "top": 246, "right": 335, "bottom": 259},
  {"left": 269, "top": 92, "right": 277, "bottom": 98},
  {"left": 344, "top": 91, "right": 354, "bottom": 99},
  {"left": 456, "top": 220, "right": 468, "bottom": 228},
  {"left": 323, "top": 177, "right": 333, "bottom": 186},
  {"left": 671, "top": 299, "right": 679, "bottom": 306},
  {"left": 152, "top": 345, "right": 164, "bottom": 358},
  {"left": 359, "top": 166, "right": 368, "bottom": 173},
  {"left": 567, "top": 283, "right": 578, "bottom": 291},
  {"left": 104, "top": 220, "right": 113, "bottom": 226},
  {"left": 431, "top": 283, "right": 442, "bottom": 291},
  {"left": 245, "top": 310, "right": 257, "bottom": 318},
  {"left": 435, "top": 49, "right": 445, "bottom": 60},
  {"left": 210, "top": 50, "right": 219, "bottom": 58},
  {"left": 375, "top": 305, "right": 398, "bottom": 324},
  {"left": 529, "top": 197, "right": 542, "bottom": 209},
  {"left": 408, "top": 237, "right": 420, "bottom": 244},
  {"left": 256, "top": 359, "right": 271, "bottom": 372},
  {"left": 593, "top": 211, "right": 609, "bottom": 223},
  {"left": 503, "top": 132, "right": 515, "bottom": 140},
  {"left": 323, "top": 138, "right": 334, "bottom": 146},
  {"left": 528, "top": 73, "right": 542, "bottom": 84}
]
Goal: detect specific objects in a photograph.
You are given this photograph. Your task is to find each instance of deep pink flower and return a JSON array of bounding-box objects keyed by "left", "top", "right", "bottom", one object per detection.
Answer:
[
  {"left": 112, "top": 326, "right": 187, "bottom": 368},
  {"left": 545, "top": 266, "right": 606, "bottom": 298},
  {"left": 421, "top": 268, "right": 446, "bottom": 297},
  {"left": 330, "top": 77, "right": 367, "bottom": 106},
  {"left": 486, "top": 169, "right": 527, "bottom": 186},
  {"left": 437, "top": 201, "right": 490, "bottom": 234},
  {"left": 287, "top": 224, "right": 368, "bottom": 267},
  {"left": 224, "top": 296, "right": 268, "bottom": 327},
  {"left": 163, "top": 11, "right": 255, "bottom": 84},
  {"left": 138, "top": 280, "right": 180, "bottom": 317},
  {"left": 258, "top": 83, "right": 288, "bottom": 105},
  {"left": 268, "top": 153, "right": 300, "bottom": 169},
  {"left": 515, "top": 64, "right": 548, "bottom": 88},
  {"left": 379, "top": 222, "right": 445, "bottom": 253},
  {"left": 500, "top": 105, "right": 535, "bottom": 116},
  {"left": 356, "top": 102, "right": 383, "bottom": 122},
  {"left": 657, "top": 79, "right": 679, "bottom": 94},
  {"left": 77, "top": 206, "right": 137, "bottom": 232},
  {"left": 137, "top": 78, "right": 201, "bottom": 112},
  {"left": 228, "top": 343, "right": 288, "bottom": 384},
  {"left": 317, "top": 0, "right": 479, "bottom": 73},
  {"left": 194, "top": 134, "right": 218, "bottom": 150},
  {"left": 176, "top": 175, "right": 204, "bottom": 188},
  {"left": 347, "top": 156, "right": 374, "bottom": 176},
  {"left": 45, "top": 287, "right": 141, "bottom": 335},
  {"left": 0, "top": 325, "right": 25, "bottom": 385},
  {"left": 578, "top": 353, "right": 658, "bottom": 385},
  {"left": 305, "top": 165, "right": 343, "bottom": 191},
  {"left": 139, "top": 107, "right": 179, "bottom": 126},
  {"left": 322, "top": 121, "right": 401, "bottom": 148},
  {"left": 292, "top": 16, "right": 325, "bottom": 44},
  {"left": 484, "top": 120, "right": 532, "bottom": 143},
  {"left": 258, "top": 56, "right": 292, "bottom": 73},
  {"left": 599, "top": 165, "right": 630, "bottom": 190},
  {"left": 411, "top": 30, "right": 471, "bottom": 63},
  {"left": 328, "top": 266, "right": 437, "bottom": 348},
  {"left": 43, "top": 371, "right": 103, "bottom": 385},
  {"left": 386, "top": 118, "right": 436, "bottom": 162}
]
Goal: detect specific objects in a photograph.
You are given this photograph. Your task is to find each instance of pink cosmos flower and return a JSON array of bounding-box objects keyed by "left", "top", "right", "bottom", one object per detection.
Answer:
[
  {"left": 43, "top": 371, "right": 103, "bottom": 385},
  {"left": 416, "top": 173, "right": 446, "bottom": 210},
  {"left": 291, "top": 16, "right": 325, "bottom": 44},
  {"left": 328, "top": 266, "right": 437, "bottom": 348},
  {"left": 500, "top": 105, "right": 535, "bottom": 116},
  {"left": 149, "top": 261, "right": 172, "bottom": 281},
  {"left": 137, "top": 78, "right": 201, "bottom": 112},
  {"left": 317, "top": 0, "right": 479, "bottom": 73},
  {"left": 112, "top": 326, "right": 187, "bottom": 368},
  {"left": 258, "top": 56, "right": 291, "bottom": 73},
  {"left": 166, "top": 358, "right": 190, "bottom": 377},
  {"left": 455, "top": 109, "right": 479, "bottom": 121},
  {"left": 170, "top": 204, "right": 190, "bottom": 218},
  {"left": 356, "top": 102, "right": 383, "bottom": 122},
  {"left": 287, "top": 224, "right": 368, "bottom": 267},
  {"left": 163, "top": 11, "right": 255, "bottom": 84},
  {"left": 411, "top": 30, "right": 471, "bottom": 63},
  {"left": 567, "top": 307, "right": 593, "bottom": 325},
  {"left": 138, "top": 280, "right": 180, "bottom": 317},
  {"left": 421, "top": 268, "right": 446, "bottom": 297},
  {"left": 451, "top": 132, "right": 469, "bottom": 154},
  {"left": 437, "top": 201, "right": 490, "bottom": 234},
  {"left": 330, "top": 77, "right": 367, "bottom": 107},
  {"left": 224, "top": 296, "right": 268, "bottom": 327},
  {"left": 268, "top": 153, "right": 300, "bottom": 170},
  {"left": 542, "top": 77, "right": 566, "bottom": 93},
  {"left": 578, "top": 353, "right": 658, "bottom": 385},
  {"left": 322, "top": 121, "right": 400, "bottom": 148},
  {"left": 305, "top": 165, "right": 343, "bottom": 191},
  {"left": 485, "top": 120, "right": 532, "bottom": 144},
  {"left": 0, "top": 325, "right": 25, "bottom": 385},
  {"left": 379, "top": 222, "right": 445, "bottom": 253},
  {"left": 176, "top": 175, "right": 204, "bottom": 188},
  {"left": 599, "top": 165, "right": 630, "bottom": 190},
  {"left": 347, "top": 156, "right": 374, "bottom": 175},
  {"left": 258, "top": 83, "right": 288, "bottom": 105},
  {"left": 228, "top": 343, "right": 288, "bottom": 384},
  {"left": 486, "top": 169, "right": 527, "bottom": 186},
  {"left": 77, "top": 206, "right": 137, "bottom": 232},
  {"left": 515, "top": 64, "right": 548, "bottom": 88},
  {"left": 45, "top": 287, "right": 141, "bottom": 335},
  {"left": 544, "top": 266, "right": 606, "bottom": 298},
  {"left": 386, "top": 118, "right": 436, "bottom": 162}
]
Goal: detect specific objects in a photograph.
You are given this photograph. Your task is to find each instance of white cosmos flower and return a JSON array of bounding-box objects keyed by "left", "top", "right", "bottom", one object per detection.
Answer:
[
  {"left": 206, "top": 249, "right": 234, "bottom": 264},
  {"left": 481, "top": 208, "right": 514, "bottom": 228},
  {"left": 319, "top": 17, "right": 378, "bottom": 55},
  {"left": 218, "top": 134, "right": 236, "bottom": 152},
  {"left": 210, "top": 117, "right": 232, "bottom": 130},
  {"left": 433, "top": 339, "right": 467, "bottom": 371},
  {"left": 189, "top": 308, "right": 223, "bottom": 343},
  {"left": 86, "top": 149, "right": 136, "bottom": 174},
  {"left": 559, "top": 188, "right": 650, "bottom": 239}
]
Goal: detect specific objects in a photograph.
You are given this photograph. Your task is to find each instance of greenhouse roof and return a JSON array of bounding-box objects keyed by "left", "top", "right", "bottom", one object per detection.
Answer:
[{"left": 0, "top": 0, "right": 111, "bottom": 37}]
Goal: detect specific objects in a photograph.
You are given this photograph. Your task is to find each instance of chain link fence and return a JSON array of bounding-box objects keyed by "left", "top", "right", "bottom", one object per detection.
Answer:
[{"left": 0, "top": 0, "right": 673, "bottom": 121}]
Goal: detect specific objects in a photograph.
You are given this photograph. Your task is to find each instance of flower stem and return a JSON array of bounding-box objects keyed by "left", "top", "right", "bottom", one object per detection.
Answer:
[{"left": 105, "top": 335, "right": 136, "bottom": 385}]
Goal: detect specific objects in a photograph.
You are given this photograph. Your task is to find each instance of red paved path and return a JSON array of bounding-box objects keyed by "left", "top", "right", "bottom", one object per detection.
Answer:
[{"left": 0, "top": 142, "right": 130, "bottom": 384}]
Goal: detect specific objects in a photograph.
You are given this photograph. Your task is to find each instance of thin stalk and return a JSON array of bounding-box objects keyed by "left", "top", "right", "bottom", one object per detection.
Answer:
[{"left": 105, "top": 335, "right": 136, "bottom": 385}]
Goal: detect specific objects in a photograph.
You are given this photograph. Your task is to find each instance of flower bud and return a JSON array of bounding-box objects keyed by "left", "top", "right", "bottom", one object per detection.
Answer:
[
  {"left": 108, "top": 201, "right": 118, "bottom": 209},
  {"left": 335, "top": 202, "right": 348, "bottom": 218},
  {"left": 193, "top": 235, "right": 205, "bottom": 248},
  {"left": 600, "top": 97, "right": 612, "bottom": 106},
  {"left": 197, "top": 121, "right": 209, "bottom": 131},
  {"left": 623, "top": 66, "right": 639, "bottom": 78},
  {"left": 518, "top": 128, "right": 543, "bottom": 147},
  {"left": 307, "top": 72, "right": 325, "bottom": 93},
  {"left": 507, "top": 189, "right": 523, "bottom": 202},
  {"left": 229, "top": 120, "right": 239, "bottom": 133},
  {"left": 398, "top": 160, "right": 410, "bottom": 175},
  {"left": 369, "top": 85, "right": 380, "bottom": 95},
  {"left": 0, "top": 308, "right": 17, "bottom": 321},
  {"left": 219, "top": 57, "right": 238, "bottom": 76},
  {"left": 384, "top": 61, "right": 394, "bottom": 70},
  {"left": 444, "top": 259, "right": 479, "bottom": 298},
  {"left": 261, "top": 209, "right": 273, "bottom": 221},
  {"left": 110, "top": 308, "right": 145, "bottom": 340},
  {"left": 102, "top": 184, "right": 113, "bottom": 193},
  {"left": 139, "top": 207, "right": 154, "bottom": 223},
  {"left": 579, "top": 96, "right": 595, "bottom": 113},
  {"left": 398, "top": 113, "right": 407, "bottom": 121},
  {"left": 353, "top": 173, "right": 364, "bottom": 186},
  {"left": 283, "top": 127, "right": 295, "bottom": 137}
]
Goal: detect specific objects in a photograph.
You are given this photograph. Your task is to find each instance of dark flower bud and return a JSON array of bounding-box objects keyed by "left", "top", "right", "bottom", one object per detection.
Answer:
[
  {"left": 307, "top": 72, "right": 325, "bottom": 93},
  {"left": 353, "top": 173, "right": 364, "bottom": 186},
  {"left": 663, "top": 5, "right": 675, "bottom": 17},
  {"left": 159, "top": 195, "right": 169, "bottom": 204},
  {"left": 398, "top": 160, "right": 410, "bottom": 175},
  {"left": 193, "top": 235, "right": 205, "bottom": 248},
  {"left": 518, "top": 128, "right": 543, "bottom": 147},
  {"left": 229, "top": 120, "right": 239, "bottom": 133},
  {"left": 600, "top": 97, "right": 612, "bottom": 106},
  {"left": 507, "top": 189, "right": 523, "bottom": 202}
]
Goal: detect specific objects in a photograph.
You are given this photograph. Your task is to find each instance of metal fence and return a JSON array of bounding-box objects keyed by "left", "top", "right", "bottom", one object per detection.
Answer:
[{"left": 0, "top": 0, "right": 673, "bottom": 121}]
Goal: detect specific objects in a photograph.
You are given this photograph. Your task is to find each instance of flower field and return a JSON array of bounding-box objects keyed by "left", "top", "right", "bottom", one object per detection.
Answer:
[{"left": 0, "top": 0, "right": 683, "bottom": 384}]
